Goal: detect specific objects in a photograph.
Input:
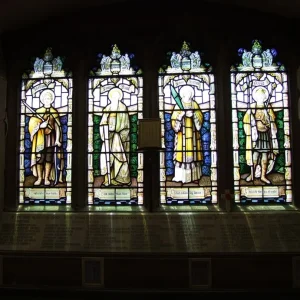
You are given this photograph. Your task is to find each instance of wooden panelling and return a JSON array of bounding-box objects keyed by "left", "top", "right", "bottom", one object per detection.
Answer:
[
  {"left": 104, "top": 258, "right": 189, "bottom": 289},
  {"left": 3, "top": 256, "right": 81, "bottom": 286},
  {"left": 212, "top": 257, "right": 293, "bottom": 289},
  {"left": 1, "top": 255, "right": 296, "bottom": 289}
]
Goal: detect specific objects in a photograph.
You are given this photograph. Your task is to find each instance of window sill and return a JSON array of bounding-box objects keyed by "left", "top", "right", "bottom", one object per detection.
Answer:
[
  {"left": 13, "top": 205, "right": 147, "bottom": 213},
  {"left": 84, "top": 206, "right": 147, "bottom": 212},
  {"left": 155, "top": 204, "right": 222, "bottom": 212},
  {"left": 9, "top": 204, "right": 299, "bottom": 213},
  {"left": 15, "top": 205, "right": 74, "bottom": 212},
  {"left": 155, "top": 204, "right": 299, "bottom": 213},
  {"left": 233, "top": 204, "right": 299, "bottom": 212}
]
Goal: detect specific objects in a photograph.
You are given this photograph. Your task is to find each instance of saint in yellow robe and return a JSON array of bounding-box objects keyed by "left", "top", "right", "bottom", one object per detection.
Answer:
[
  {"left": 171, "top": 101, "right": 203, "bottom": 183},
  {"left": 28, "top": 106, "right": 62, "bottom": 181}
]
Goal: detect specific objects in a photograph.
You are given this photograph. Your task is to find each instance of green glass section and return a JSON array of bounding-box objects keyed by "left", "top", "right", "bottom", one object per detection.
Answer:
[
  {"left": 237, "top": 110, "right": 285, "bottom": 175},
  {"left": 93, "top": 115, "right": 102, "bottom": 176},
  {"left": 237, "top": 111, "right": 250, "bottom": 175},
  {"left": 92, "top": 113, "right": 138, "bottom": 178},
  {"left": 129, "top": 114, "right": 138, "bottom": 177},
  {"left": 273, "top": 110, "right": 285, "bottom": 173}
]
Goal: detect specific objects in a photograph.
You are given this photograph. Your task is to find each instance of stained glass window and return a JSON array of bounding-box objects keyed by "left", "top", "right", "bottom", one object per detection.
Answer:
[
  {"left": 158, "top": 42, "right": 218, "bottom": 205},
  {"left": 88, "top": 45, "right": 143, "bottom": 205},
  {"left": 19, "top": 48, "right": 73, "bottom": 204},
  {"left": 231, "top": 40, "right": 292, "bottom": 203}
]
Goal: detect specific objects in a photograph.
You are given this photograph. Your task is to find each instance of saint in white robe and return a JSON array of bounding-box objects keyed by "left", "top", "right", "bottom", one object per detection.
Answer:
[{"left": 99, "top": 102, "right": 131, "bottom": 186}]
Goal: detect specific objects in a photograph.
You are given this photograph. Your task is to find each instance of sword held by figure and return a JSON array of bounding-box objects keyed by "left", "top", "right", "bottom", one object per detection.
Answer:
[{"left": 22, "top": 100, "right": 53, "bottom": 130}]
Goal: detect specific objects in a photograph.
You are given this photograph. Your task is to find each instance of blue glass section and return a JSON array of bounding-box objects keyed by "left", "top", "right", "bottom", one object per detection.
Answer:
[
  {"left": 24, "top": 117, "right": 32, "bottom": 176},
  {"left": 201, "top": 112, "right": 211, "bottom": 176},
  {"left": 166, "top": 196, "right": 212, "bottom": 205},
  {"left": 24, "top": 197, "right": 66, "bottom": 205},
  {"left": 164, "top": 113, "right": 175, "bottom": 176},
  {"left": 93, "top": 190, "right": 138, "bottom": 206},
  {"left": 60, "top": 115, "right": 68, "bottom": 177},
  {"left": 240, "top": 195, "right": 286, "bottom": 204}
]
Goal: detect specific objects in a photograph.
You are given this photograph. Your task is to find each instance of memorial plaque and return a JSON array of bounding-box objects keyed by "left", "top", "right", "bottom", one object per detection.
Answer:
[
  {"left": 82, "top": 257, "right": 104, "bottom": 287},
  {"left": 293, "top": 256, "right": 300, "bottom": 288},
  {"left": 0, "top": 255, "right": 2, "bottom": 285},
  {"left": 138, "top": 118, "right": 161, "bottom": 149},
  {"left": 0, "top": 212, "right": 299, "bottom": 253},
  {"left": 189, "top": 258, "right": 211, "bottom": 289}
]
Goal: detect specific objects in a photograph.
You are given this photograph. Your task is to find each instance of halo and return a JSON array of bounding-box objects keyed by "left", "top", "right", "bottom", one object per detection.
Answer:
[
  {"left": 252, "top": 86, "right": 269, "bottom": 102},
  {"left": 108, "top": 87, "right": 123, "bottom": 101},
  {"left": 40, "top": 89, "right": 55, "bottom": 102},
  {"left": 179, "top": 85, "right": 194, "bottom": 99}
]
